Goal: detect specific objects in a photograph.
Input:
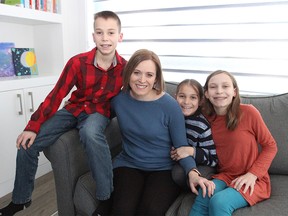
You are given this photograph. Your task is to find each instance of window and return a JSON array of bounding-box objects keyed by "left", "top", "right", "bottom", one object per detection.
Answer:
[{"left": 87, "top": 0, "right": 288, "bottom": 95}]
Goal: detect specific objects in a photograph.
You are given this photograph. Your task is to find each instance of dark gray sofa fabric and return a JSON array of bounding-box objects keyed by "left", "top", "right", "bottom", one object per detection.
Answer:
[
  {"left": 44, "top": 118, "right": 122, "bottom": 216},
  {"left": 44, "top": 82, "right": 288, "bottom": 216},
  {"left": 241, "top": 93, "right": 288, "bottom": 175},
  {"left": 174, "top": 175, "right": 288, "bottom": 216}
]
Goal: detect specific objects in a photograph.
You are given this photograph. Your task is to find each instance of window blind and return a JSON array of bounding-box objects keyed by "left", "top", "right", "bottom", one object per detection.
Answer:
[{"left": 89, "top": 0, "right": 288, "bottom": 95}]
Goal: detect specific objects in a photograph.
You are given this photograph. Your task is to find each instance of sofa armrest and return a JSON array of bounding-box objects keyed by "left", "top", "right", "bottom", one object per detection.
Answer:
[
  {"left": 44, "top": 129, "right": 88, "bottom": 216},
  {"left": 44, "top": 117, "right": 122, "bottom": 216}
]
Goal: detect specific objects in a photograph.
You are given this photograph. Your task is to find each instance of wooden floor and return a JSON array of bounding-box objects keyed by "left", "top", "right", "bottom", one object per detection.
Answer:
[{"left": 0, "top": 171, "right": 57, "bottom": 216}]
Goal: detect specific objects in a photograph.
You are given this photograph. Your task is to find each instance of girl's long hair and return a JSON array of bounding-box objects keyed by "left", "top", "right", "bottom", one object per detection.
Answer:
[{"left": 202, "top": 70, "right": 241, "bottom": 130}]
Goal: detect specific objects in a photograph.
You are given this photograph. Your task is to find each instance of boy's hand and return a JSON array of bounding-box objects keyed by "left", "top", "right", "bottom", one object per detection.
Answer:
[
  {"left": 171, "top": 146, "right": 195, "bottom": 161},
  {"left": 16, "top": 131, "right": 37, "bottom": 150}
]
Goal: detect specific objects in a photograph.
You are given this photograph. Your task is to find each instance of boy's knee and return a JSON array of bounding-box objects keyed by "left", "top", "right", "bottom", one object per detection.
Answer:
[{"left": 81, "top": 127, "right": 104, "bottom": 141}]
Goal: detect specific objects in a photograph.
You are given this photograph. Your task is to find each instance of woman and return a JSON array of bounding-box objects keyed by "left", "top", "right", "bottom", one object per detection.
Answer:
[
  {"left": 189, "top": 70, "right": 278, "bottom": 216},
  {"left": 96, "top": 49, "right": 214, "bottom": 216}
]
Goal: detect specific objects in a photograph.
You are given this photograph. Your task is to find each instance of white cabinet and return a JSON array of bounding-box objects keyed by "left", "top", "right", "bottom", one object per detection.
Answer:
[
  {"left": 0, "top": 84, "right": 55, "bottom": 198},
  {"left": 0, "top": 90, "right": 26, "bottom": 199},
  {"left": 0, "top": 0, "right": 87, "bottom": 198},
  {"left": 0, "top": 3, "right": 64, "bottom": 198}
]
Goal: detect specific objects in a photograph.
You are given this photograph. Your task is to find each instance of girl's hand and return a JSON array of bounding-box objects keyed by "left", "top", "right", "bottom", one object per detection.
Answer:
[
  {"left": 170, "top": 146, "right": 194, "bottom": 161},
  {"left": 231, "top": 172, "right": 257, "bottom": 196}
]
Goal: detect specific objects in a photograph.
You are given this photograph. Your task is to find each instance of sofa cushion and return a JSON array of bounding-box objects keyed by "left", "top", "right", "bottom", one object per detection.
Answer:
[
  {"left": 74, "top": 172, "right": 97, "bottom": 216},
  {"left": 241, "top": 93, "right": 288, "bottom": 175},
  {"left": 177, "top": 174, "right": 288, "bottom": 216},
  {"left": 106, "top": 117, "right": 123, "bottom": 158},
  {"left": 165, "top": 81, "right": 178, "bottom": 97}
]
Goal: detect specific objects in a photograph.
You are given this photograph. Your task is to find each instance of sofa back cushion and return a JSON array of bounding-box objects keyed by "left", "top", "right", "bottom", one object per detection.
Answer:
[
  {"left": 241, "top": 93, "right": 288, "bottom": 175},
  {"left": 165, "top": 81, "right": 178, "bottom": 97},
  {"left": 165, "top": 81, "right": 288, "bottom": 175}
]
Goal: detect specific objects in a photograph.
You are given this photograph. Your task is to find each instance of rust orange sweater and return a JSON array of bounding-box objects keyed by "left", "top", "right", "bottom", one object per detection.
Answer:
[{"left": 207, "top": 104, "right": 277, "bottom": 206}]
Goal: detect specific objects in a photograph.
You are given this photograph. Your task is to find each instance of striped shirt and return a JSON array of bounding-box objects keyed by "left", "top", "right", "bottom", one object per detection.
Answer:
[
  {"left": 185, "top": 109, "right": 218, "bottom": 167},
  {"left": 25, "top": 47, "right": 126, "bottom": 133}
]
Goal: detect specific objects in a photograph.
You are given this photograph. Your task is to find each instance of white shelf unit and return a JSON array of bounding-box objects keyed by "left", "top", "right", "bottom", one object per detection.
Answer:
[
  {"left": 0, "top": 3, "right": 64, "bottom": 79},
  {"left": 0, "top": 3, "right": 65, "bottom": 198},
  {"left": 0, "top": 3, "right": 62, "bottom": 24},
  {"left": 0, "top": 0, "right": 89, "bottom": 198}
]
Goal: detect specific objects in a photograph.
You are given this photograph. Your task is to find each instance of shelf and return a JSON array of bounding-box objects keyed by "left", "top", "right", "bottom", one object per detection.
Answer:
[
  {"left": 0, "top": 4, "right": 62, "bottom": 25},
  {"left": 0, "top": 75, "right": 59, "bottom": 91}
]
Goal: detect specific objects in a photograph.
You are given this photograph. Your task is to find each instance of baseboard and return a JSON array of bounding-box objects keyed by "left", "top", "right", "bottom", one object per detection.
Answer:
[{"left": 51, "top": 211, "right": 58, "bottom": 216}]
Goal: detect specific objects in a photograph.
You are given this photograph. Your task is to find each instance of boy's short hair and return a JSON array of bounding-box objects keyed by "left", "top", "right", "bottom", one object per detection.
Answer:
[{"left": 94, "top": 10, "right": 122, "bottom": 32}]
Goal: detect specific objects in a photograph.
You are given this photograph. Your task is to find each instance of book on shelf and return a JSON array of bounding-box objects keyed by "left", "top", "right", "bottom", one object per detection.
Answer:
[
  {"left": 46, "top": 0, "right": 52, "bottom": 12},
  {"left": 23, "top": 0, "right": 29, "bottom": 8},
  {"left": 4, "top": 0, "right": 24, "bottom": 7},
  {"left": 53, "top": 0, "right": 60, "bottom": 13},
  {"left": 36, "top": 0, "right": 61, "bottom": 13},
  {"left": 29, "top": 0, "right": 35, "bottom": 9},
  {"left": 2, "top": 0, "right": 61, "bottom": 13},
  {"left": 11, "top": 48, "right": 38, "bottom": 76},
  {"left": 0, "top": 42, "right": 15, "bottom": 77},
  {"left": 41, "top": 0, "right": 47, "bottom": 11}
]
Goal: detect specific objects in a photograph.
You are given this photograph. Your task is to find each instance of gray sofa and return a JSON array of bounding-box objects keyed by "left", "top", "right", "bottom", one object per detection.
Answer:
[{"left": 44, "top": 82, "right": 288, "bottom": 216}]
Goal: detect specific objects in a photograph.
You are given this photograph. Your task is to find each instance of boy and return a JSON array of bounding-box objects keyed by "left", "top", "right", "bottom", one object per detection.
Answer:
[{"left": 0, "top": 10, "right": 126, "bottom": 215}]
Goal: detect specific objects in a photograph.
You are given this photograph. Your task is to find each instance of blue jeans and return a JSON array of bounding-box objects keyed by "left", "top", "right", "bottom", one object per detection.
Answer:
[
  {"left": 189, "top": 179, "right": 248, "bottom": 216},
  {"left": 12, "top": 108, "right": 113, "bottom": 203}
]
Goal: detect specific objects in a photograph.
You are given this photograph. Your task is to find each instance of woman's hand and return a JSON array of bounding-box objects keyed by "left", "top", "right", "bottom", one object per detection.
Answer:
[
  {"left": 231, "top": 172, "right": 257, "bottom": 196},
  {"left": 170, "top": 146, "right": 195, "bottom": 161},
  {"left": 16, "top": 131, "right": 37, "bottom": 150},
  {"left": 188, "top": 170, "right": 215, "bottom": 198}
]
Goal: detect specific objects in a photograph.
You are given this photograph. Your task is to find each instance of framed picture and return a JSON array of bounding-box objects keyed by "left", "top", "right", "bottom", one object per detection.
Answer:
[
  {"left": 11, "top": 48, "right": 38, "bottom": 76},
  {"left": 0, "top": 42, "right": 15, "bottom": 77}
]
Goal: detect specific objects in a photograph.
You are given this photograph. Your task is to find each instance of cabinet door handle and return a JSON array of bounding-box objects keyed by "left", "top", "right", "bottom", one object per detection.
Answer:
[
  {"left": 28, "top": 92, "right": 34, "bottom": 112},
  {"left": 17, "top": 94, "right": 23, "bottom": 115}
]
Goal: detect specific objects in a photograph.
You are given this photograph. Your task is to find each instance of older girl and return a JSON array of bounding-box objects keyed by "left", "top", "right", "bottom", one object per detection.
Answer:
[{"left": 189, "top": 70, "right": 277, "bottom": 216}]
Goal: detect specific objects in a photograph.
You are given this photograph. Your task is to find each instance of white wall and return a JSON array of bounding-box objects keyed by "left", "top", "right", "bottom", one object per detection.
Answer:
[
  {"left": 90, "top": 0, "right": 288, "bottom": 95},
  {"left": 61, "top": 0, "right": 90, "bottom": 63}
]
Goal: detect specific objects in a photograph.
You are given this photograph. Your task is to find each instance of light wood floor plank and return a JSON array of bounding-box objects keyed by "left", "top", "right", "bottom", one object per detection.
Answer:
[{"left": 0, "top": 171, "right": 57, "bottom": 216}]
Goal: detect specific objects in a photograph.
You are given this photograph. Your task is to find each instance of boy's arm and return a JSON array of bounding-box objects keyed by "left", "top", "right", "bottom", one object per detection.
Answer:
[{"left": 25, "top": 58, "right": 77, "bottom": 133}]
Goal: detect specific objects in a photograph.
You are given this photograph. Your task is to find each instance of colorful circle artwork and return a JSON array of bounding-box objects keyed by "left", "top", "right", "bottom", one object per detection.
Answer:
[
  {"left": 11, "top": 48, "right": 38, "bottom": 76},
  {"left": 20, "top": 51, "right": 37, "bottom": 67}
]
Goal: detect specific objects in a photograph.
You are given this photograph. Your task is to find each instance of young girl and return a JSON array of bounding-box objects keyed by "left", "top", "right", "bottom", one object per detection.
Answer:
[
  {"left": 171, "top": 79, "right": 218, "bottom": 188},
  {"left": 189, "top": 70, "right": 277, "bottom": 216}
]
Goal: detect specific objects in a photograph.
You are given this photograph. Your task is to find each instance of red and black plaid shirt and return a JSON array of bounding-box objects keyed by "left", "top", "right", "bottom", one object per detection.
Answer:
[{"left": 25, "top": 47, "right": 126, "bottom": 133}]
